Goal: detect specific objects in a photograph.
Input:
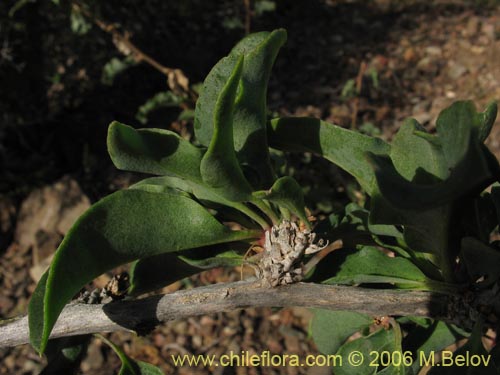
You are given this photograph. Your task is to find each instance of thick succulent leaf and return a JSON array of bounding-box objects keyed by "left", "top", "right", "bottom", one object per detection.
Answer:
[
  {"left": 29, "top": 190, "right": 260, "bottom": 354},
  {"left": 129, "top": 243, "right": 248, "bottom": 296},
  {"left": 179, "top": 247, "right": 246, "bottom": 269},
  {"left": 461, "top": 237, "right": 500, "bottom": 286},
  {"left": 336, "top": 326, "right": 399, "bottom": 375},
  {"left": 232, "top": 29, "right": 287, "bottom": 188},
  {"left": 200, "top": 55, "right": 253, "bottom": 201},
  {"left": 195, "top": 29, "right": 286, "bottom": 188},
  {"left": 268, "top": 117, "right": 390, "bottom": 194},
  {"left": 428, "top": 322, "right": 494, "bottom": 374},
  {"left": 404, "top": 321, "right": 465, "bottom": 374},
  {"left": 368, "top": 101, "right": 500, "bottom": 280},
  {"left": 108, "top": 121, "right": 204, "bottom": 181},
  {"left": 194, "top": 51, "right": 239, "bottom": 146},
  {"left": 319, "top": 247, "right": 429, "bottom": 288},
  {"left": 310, "top": 309, "right": 372, "bottom": 355},
  {"left": 475, "top": 101, "right": 498, "bottom": 143},
  {"left": 435, "top": 101, "right": 476, "bottom": 168},
  {"left": 128, "top": 254, "right": 200, "bottom": 296},
  {"left": 460, "top": 193, "right": 497, "bottom": 244},
  {"left": 390, "top": 118, "right": 448, "bottom": 183},
  {"left": 40, "top": 335, "right": 90, "bottom": 375},
  {"left": 369, "top": 102, "right": 496, "bottom": 211},
  {"left": 99, "top": 335, "right": 164, "bottom": 375},
  {"left": 367, "top": 142, "right": 492, "bottom": 210},
  {"left": 130, "top": 176, "right": 268, "bottom": 229},
  {"left": 253, "top": 176, "right": 310, "bottom": 228}
]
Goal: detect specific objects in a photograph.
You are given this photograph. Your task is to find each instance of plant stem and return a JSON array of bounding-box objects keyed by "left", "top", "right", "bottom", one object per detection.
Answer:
[
  {"left": 251, "top": 200, "right": 280, "bottom": 225},
  {"left": 232, "top": 202, "right": 270, "bottom": 229},
  {"left": 0, "top": 281, "right": 456, "bottom": 348}
]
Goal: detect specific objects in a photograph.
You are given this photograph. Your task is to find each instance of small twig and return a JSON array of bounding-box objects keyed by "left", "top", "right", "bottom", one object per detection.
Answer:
[
  {"left": 0, "top": 280, "right": 453, "bottom": 348},
  {"left": 351, "top": 61, "right": 367, "bottom": 129},
  {"left": 243, "top": 0, "right": 252, "bottom": 35},
  {"left": 303, "top": 239, "right": 343, "bottom": 275},
  {"left": 71, "top": 1, "right": 196, "bottom": 102}
]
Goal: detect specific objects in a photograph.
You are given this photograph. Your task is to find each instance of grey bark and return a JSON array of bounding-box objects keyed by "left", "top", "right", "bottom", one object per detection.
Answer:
[{"left": 0, "top": 280, "right": 451, "bottom": 348}]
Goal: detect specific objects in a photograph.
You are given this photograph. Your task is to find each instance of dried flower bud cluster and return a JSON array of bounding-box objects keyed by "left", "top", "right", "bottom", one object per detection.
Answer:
[
  {"left": 259, "top": 221, "right": 327, "bottom": 287},
  {"left": 76, "top": 272, "right": 129, "bottom": 304}
]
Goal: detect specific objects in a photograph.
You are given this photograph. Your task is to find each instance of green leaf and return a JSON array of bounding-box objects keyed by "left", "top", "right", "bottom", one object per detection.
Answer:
[
  {"left": 136, "top": 91, "right": 185, "bottom": 125},
  {"left": 108, "top": 121, "right": 204, "bottom": 181},
  {"left": 428, "top": 321, "right": 495, "bottom": 374},
  {"left": 320, "top": 247, "right": 429, "bottom": 288},
  {"left": 460, "top": 237, "right": 500, "bottom": 286},
  {"left": 200, "top": 55, "right": 253, "bottom": 201},
  {"left": 70, "top": 8, "right": 91, "bottom": 35},
  {"left": 178, "top": 246, "right": 246, "bottom": 269},
  {"left": 255, "top": 0, "right": 276, "bottom": 15},
  {"left": 101, "top": 57, "right": 137, "bottom": 86},
  {"left": 195, "top": 29, "right": 287, "bottom": 188},
  {"left": 253, "top": 176, "right": 310, "bottom": 228},
  {"left": 310, "top": 309, "right": 372, "bottom": 355},
  {"left": 368, "top": 101, "right": 500, "bottom": 281},
  {"left": 129, "top": 243, "right": 248, "bottom": 296},
  {"left": 29, "top": 190, "right": 260, "bottom": 354},
  {"left": 476, "top": 101, "right": 498, "bottom": 143},
  {"left": 130, "top": 176, "right": 269, "bottom": 229},
  {"left": 98, "top": 335, "right": 164, "bottom": 375},
  {"left": 232, "top": 29, "right": 286, "bottom": 188},
  {"left": 268, "top": 117, "right": 390, "bottom": 194},
  {"left": 367, "top": 143, "right": 491, "bottom": 210},
  {"left": 40, "top": 335, "right": 90, "bottom": 375},
  {"left": 128, "top": 254, "right": 200, "bottom": 296},
  {"left": 336, "top": 326, "right": 399, "bottom": 375},
  {"left": 404, "top": 321, "right": 465, "bottom": 374}
]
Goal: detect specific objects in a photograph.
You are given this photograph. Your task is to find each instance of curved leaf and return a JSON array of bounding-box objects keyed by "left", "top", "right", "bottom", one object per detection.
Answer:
[
  {"left": 475, "top": 101, "right": 498, "bottom": 143},
  {"left": 108, "top": 121, "right": 204, "bottom": 181},
  {"left": 336, "top": 325, "right": 400, "bottom": 375},
  {"left": 29, "top": 190, "right": 260, "bottom": 354},
  {"left": 319, "top": 247, "right": 429, "bottom": 288},
  {"left": 268, "top": 117, "right": 390, "bottom": 194},
  {"left": 368, "top": 103, "right": 496, "bottom": 211},
  {"left": 200, "top": 55, "right": 253, "bottom": 201},
  {"left": 130, "top": 176, "right": 269, "bottom": 229},
  {"left": 405, "top": 321, "right": 465, "bottom": 374},
  {"left": 195, "top": 29, "right": 287, "bottom": 188},
  {"left": 366, "top": 143, "right": 492, "bottom": 210},
  {"left": 232, "top": 29, "right": 287, "bottom": 188},
  {"left": 40, "top": 335, "right": 90, "bottom": 375},
  {"left": 428, "top": 321, "right": 494, "bottom": 375},
  {"left": 461, "top": 237, "right": 500, "bottom": 286},
  {"left": 99, "top": 335, "right": 164, "bottom": 375},
  {"left": 311, "top": 309, "right": 372, "bottom": 355},
  {"left": 253, "top": 176, "right": 310, "bottom": 228},
  {"left": 128, "top": 254, "right": 199, "bottom": 296},
  {"left": 129, "top": 243, "right": 248, "bottom": 296}
]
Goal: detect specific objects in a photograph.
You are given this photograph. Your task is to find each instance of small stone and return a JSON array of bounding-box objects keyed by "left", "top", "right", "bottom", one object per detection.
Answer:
[
  {"left": 447, "top": 61, "right": 468, "bottom": 80},
  {"left": 403, "top": 47, "right": 416, "bottom": 62},
  {"left": 425, "top": 46, "right": 442, "bottom": 56},
  {"left": 416, "top": 57, "right": 438, "bottom": 74}
]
